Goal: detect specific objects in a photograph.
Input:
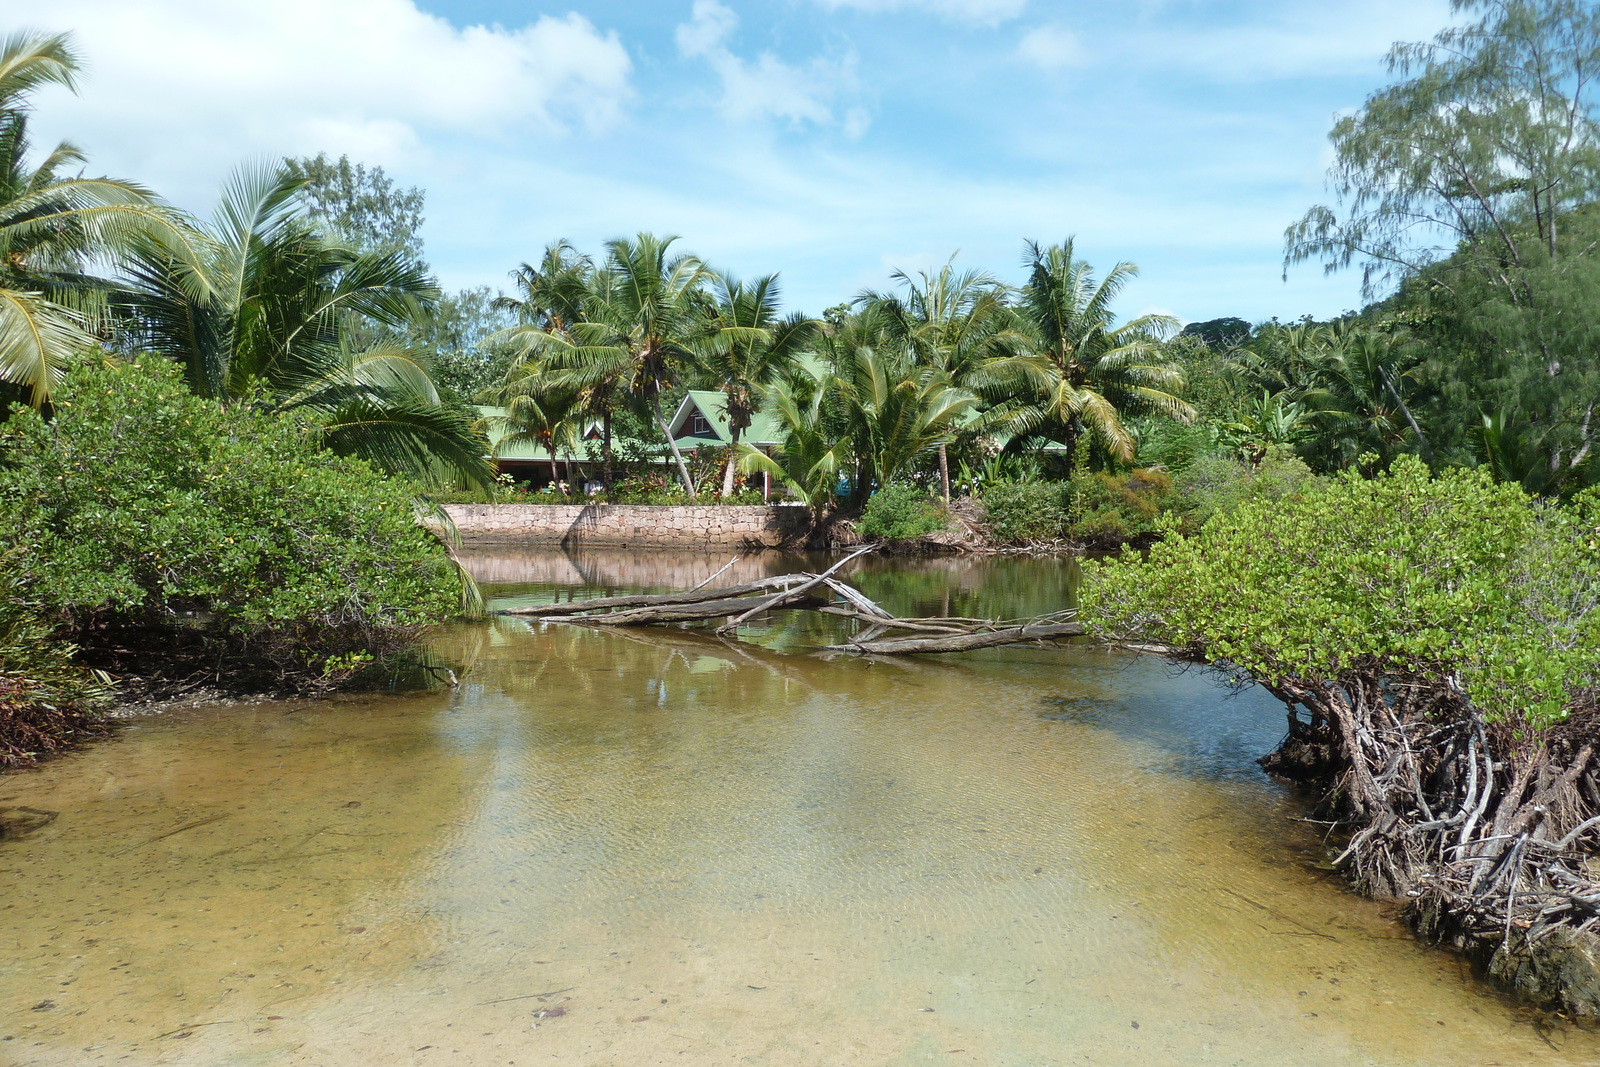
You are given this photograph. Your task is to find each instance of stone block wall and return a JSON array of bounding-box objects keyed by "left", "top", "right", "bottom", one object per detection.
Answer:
[{"left": 443, "top": 503, "right": 812, "bottom": 548}]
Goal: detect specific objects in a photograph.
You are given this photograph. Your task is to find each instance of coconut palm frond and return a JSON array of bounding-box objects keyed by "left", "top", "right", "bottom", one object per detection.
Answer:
[
  {"left": 0, "top": 287, "right": 98, "bottom": 406},
  {"left": 317, "top": 397, "right": 494, "bottom": 490}
]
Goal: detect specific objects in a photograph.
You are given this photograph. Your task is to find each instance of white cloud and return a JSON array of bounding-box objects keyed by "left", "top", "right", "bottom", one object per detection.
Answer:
[
  {"left": 1017, "top": 24, "right": 1086, "bottom": 69},
  {"left": 815, "top": 0, "right": 1027, "bottom": 25},
  {"left": 676, "top": 0, "right": 739, "bottom": 57},
  {"left": 676, "top": 0, "right": 864, "bottom": 129},
  {"left": 28, "top": 0, "right": 632, "bottom": 204}
]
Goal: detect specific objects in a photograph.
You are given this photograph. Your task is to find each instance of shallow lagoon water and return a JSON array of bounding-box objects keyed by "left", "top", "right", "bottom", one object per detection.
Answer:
[{"left": 0, "top": 549, "right": 1595, "bottom": 1065}]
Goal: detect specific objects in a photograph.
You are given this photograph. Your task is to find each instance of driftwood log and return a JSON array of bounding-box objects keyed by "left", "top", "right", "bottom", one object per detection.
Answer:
[
  {"left": 824, "top": 621, "right": 1084, "bottom": 655},
  {"left": 495, "top": 574, "right": 810, "bottom": 617},
  {"left": 491, "top": 548, "right": 1081, "bottom": 656}
]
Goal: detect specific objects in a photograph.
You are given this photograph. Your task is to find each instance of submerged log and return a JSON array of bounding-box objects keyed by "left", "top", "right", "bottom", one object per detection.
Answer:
[
  {"left": 495, "top": 574, "right": 806, "bottom": 617},
  {"left": 567, "top": 591, "right": 831, "bottom": 627},
  {"left": 824, "top": 621, "right": 1084, "bottom": 654},
  {"left": 716, "top": 546, "right": 876, "bottom": 633}
]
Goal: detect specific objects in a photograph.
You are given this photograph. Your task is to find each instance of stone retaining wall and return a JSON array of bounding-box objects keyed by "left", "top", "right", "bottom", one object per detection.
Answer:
[{"left": 443, "top": 503, "right": 812, "bottom": 547}]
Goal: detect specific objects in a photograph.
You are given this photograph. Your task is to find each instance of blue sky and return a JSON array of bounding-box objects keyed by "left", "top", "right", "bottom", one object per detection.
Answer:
[{"left": 28, "top": 0, "right": 1454, "bottom": 323}]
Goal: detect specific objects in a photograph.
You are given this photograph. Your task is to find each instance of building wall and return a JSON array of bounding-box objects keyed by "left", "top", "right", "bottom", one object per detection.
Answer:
[{"left": 443, "top": 503, "right": 812, "bottom": 547}]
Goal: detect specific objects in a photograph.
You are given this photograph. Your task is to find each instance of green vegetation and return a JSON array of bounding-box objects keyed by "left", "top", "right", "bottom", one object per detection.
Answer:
[
  {"left": 1173, "top": 447, "right": 1318, "bottom": 529},
  {"left": 0, "top": 33, "right": 481, "bottom": 765},
  {"left": 1069, "top": 4, "right": 1600, "bottom": 1005},
  {"left": 980, "top": 481, "right": 1074, "bottom": 544},
  {"left": 1, "top": 360, "right": 463, "bottom": 690},
  {"left": 0, "top": 32, "right": 186, "bottom": 410},
  {"left": 1080, "top": 457, "right": 1600, "bottom": 1010},
  {"left": 1280, "top": 0, "right": 1600, "bottom": 493},
  {"left": 479, "top": 232, "right": 1191, "bottom": 519},
  {"left": 0, "top": 554, "right": 108, "bottom": 768},
  {"left": 1083, "top": 456, "right": 1594, "bottom": 730},
  {"left": 1069, "top": 468, "right": 1175, "bottom": 547},
  {"left": 857, "top": 484, "right": 949, "bottom": 541}
]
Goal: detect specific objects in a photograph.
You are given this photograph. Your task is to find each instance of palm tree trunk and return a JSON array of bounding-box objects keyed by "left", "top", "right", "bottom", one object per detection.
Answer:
[
  {"left": 938, "top": 443, "right": 950, "bottom": 503},
  {"left": 651, "top": 391, "right": 696, "bottom": 496},
  {"left": 602, "top": 410, "right": 614, "bottom": 493},
  {"left": 722, "top": 428, "right": 742, "bottom": 497},
  {"left": 1379, "top": 365, "right": 1435, "bottom": 464},
  {"left": 1062, "top": 421, "right": 1080, "bottom": 479}
]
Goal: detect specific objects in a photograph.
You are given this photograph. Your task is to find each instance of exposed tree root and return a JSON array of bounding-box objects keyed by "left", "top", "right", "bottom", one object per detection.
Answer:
[
  {"left": 0, "top": 674, "right": 109, "bottom": 770},
  {"left": 67, "top": 611, "right": 433, "bottom": 702},
  {"left": 1259, "top": 676, "right": 1600, "bottom": 1015}
]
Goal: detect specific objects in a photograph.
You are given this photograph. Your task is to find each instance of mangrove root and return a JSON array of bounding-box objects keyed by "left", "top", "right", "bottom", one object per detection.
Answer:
[{"left": 1259, "top": 676, "right": 1600, "bottom": 1016}]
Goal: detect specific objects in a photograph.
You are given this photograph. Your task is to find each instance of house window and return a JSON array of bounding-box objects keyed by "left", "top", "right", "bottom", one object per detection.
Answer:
[{"left": 690, "top": 411, "right": 712, "bottom": 436}]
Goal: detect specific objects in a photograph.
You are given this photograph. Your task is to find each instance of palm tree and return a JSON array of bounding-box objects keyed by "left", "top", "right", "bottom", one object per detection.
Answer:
[
  {"left": 1479, "top": 409, "right": 1589, "bottom": 496},
  {"left": 1310, "top": 327, "right": 1427, "bottom": 467},
  {"left": 1233, "top": 323, "right": 1431, "bottom": 469},
  {"left": 496, "top": 240, "right": 592, "bottom": 339},
  {"left": 492, "top": 242, "right": 624, "bottom": 488},
  {"left": 1219, "top": 390, "right": 1313, "bottom": 462},
  {"left": 1008, "top": 239, "right": 1193, "bottom": 470},
  {"left": 495, "top": 234, "right": 719, "bottom": 495},
  {"left": 0, "top": 31, "right": 189, "bottom": 408},
  {"left": 118, "top": 163, "right": 492, "bottom": 487},
  {"left": 735, "top": 374, "right": 851, "bottom": 519},
  {"left": 858, "top": 259, "right": 1041, "bottom": 500},
  {"left": 487, "top": 369, "right": 585, "bottom": 487},
  {"left": 705, "top": 273, "right": 815, "bottom": 496},
  {"left": 822, "top": 315, "right": 977, "bottom": 496}
]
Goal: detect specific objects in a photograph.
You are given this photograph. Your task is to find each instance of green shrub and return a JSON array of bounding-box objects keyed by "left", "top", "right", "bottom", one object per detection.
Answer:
[
  {"left": 1070, "top": 468, "right": 1175, "bottom": 546},
  {"left": 1175, "top": 447, "right": 1319, "bottom": 530},
  {"left": 0, "top": 552, "right": 109, "bottom": 768},
  {"left": 859, "top": 483, "right": 948, "bottom": 540},
  {"left": 0, "top": 359, "right": 462, "bottom": 686},
  {"left": 981, "top": 480, "right": 1074, "bottom": 543},
  {"left": 1133, "top": 418, "right": 1225, "bottom": 474},
  {"left": 606, "top": 474, "right": 692, "bottom": 504},
  {"left": 1082, "top": 456, "right": 1600, "bottom": 730}
]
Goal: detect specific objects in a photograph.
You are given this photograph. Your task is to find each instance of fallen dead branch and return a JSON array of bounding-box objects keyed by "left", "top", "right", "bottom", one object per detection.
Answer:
[
  {"left": 491, "top": 549, "right": 1083, "bottom": 656},
  {"left": 823, "top": 620, "right": 1085, "bottom": 655},
  {"left": 495, "top": 574, "right": 810, "bottom": 617}
]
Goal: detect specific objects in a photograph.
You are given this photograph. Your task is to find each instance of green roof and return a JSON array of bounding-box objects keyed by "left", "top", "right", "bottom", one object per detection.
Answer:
[
  {"left": 667, "top": 391, "right": 783, "bottom": 446},
  {"left": 477, "top": 403, "right": 759, "bottom": 465}
]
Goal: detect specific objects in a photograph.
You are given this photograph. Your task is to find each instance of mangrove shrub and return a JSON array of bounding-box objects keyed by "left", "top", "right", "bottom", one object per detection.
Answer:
[
  {"left": 858, "top": 483, "right": 948, "bottom": 541},
  {"left": 0, "top": 359, "right": 463, "bottom": 687},
  {"left": 1081, "top": 456, "right": 1600, "bottom": 1012},
  {"left": 981, "top": 481, "right": 1074, "bottom": 544},
  {"left": 0, "top": 554, "right": 108, "bottom": 768},
  {"left": 1173, "top": 448, "right": 1319, "bottom": 531}
]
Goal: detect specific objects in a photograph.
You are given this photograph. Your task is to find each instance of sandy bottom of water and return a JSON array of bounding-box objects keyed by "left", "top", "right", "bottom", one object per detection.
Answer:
[{"left": 0, "top": 613, "right": 1594, "bottom": 1066}]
